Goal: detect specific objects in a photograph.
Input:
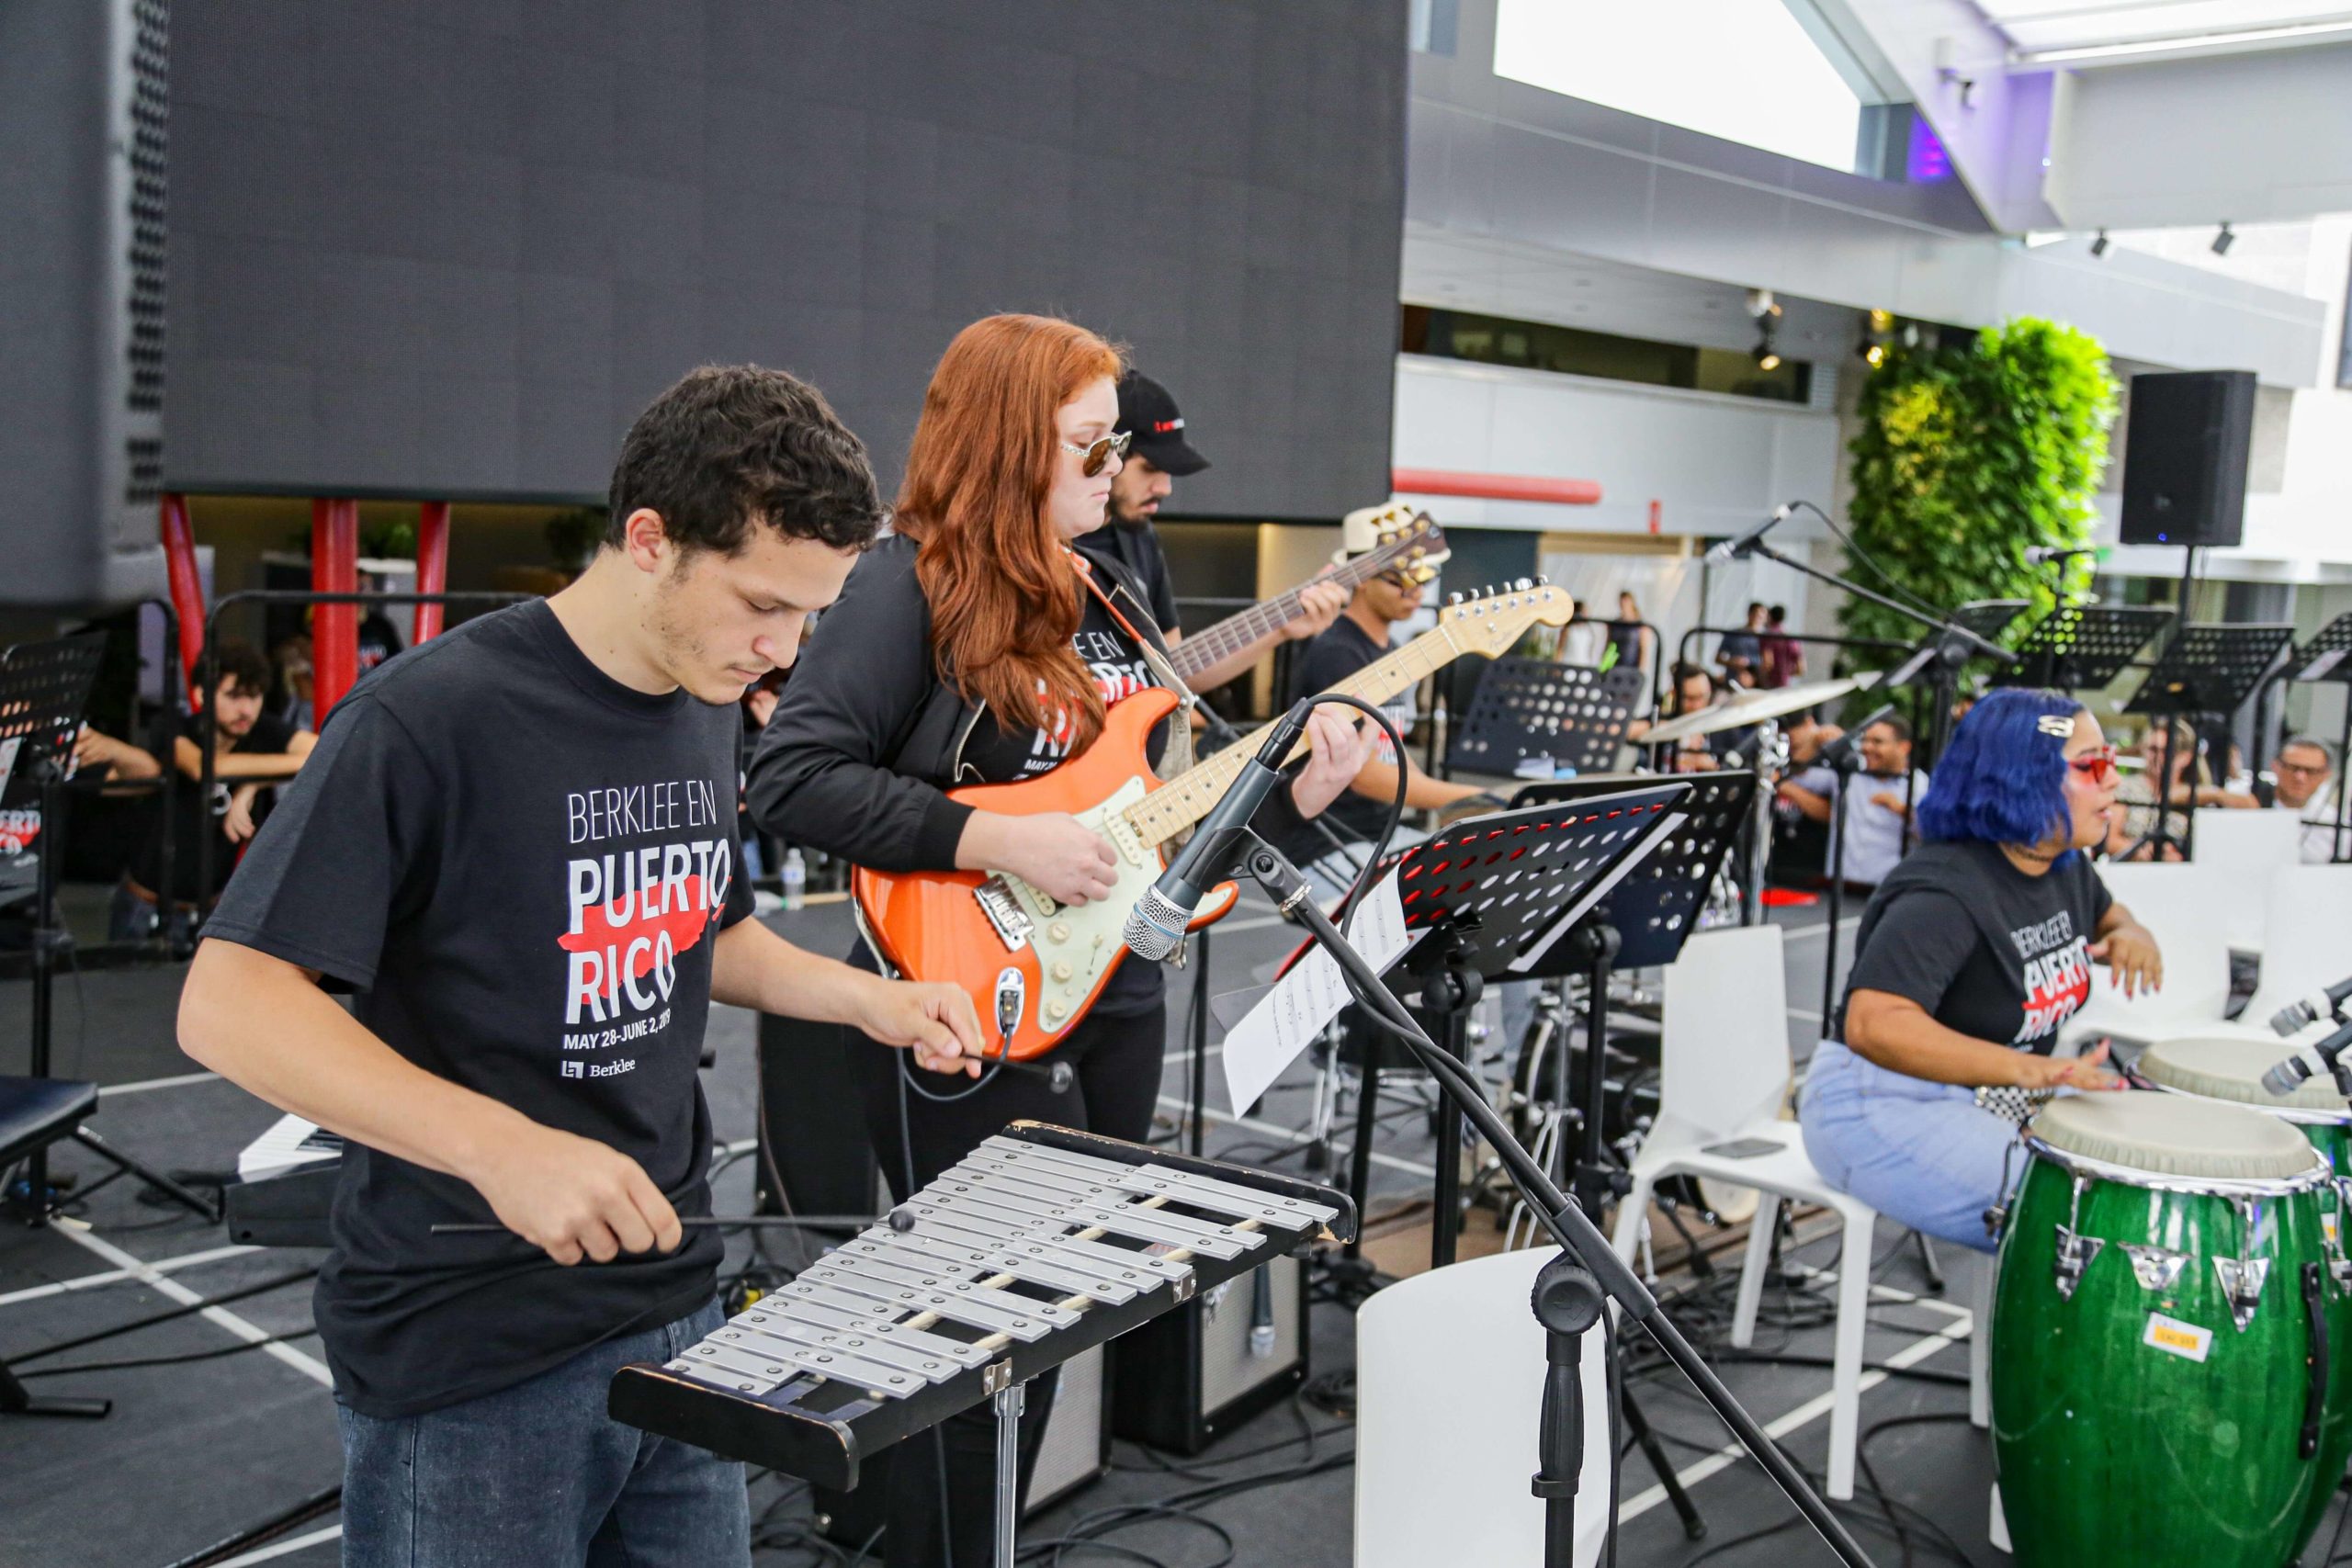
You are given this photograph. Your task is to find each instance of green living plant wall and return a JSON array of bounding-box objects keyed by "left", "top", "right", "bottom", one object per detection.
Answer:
[{"left": 1841, "top": 318, "right": 2119, "bottom": 659}]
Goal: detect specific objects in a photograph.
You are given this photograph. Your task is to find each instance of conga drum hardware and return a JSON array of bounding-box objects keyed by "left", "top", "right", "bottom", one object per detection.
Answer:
[{"left": 2118, "top": 1242, "right": 2188, "bottom": 1292}]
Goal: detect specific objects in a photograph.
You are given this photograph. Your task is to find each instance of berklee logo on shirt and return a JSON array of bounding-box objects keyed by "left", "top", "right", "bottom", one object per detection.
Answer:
[
  {"left": 557, "top": 780, "right": 732, "bottom": 1037},
  {"left": 2010, "top": 910, "right": 2094, "bottom": 1043},
  {"left": 0, "top": 808, "right": 39, "bottom": 856}
]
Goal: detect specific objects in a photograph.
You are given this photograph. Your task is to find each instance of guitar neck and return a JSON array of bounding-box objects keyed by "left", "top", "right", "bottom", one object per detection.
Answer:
[
  {"left": 1125, "top": 620, "right": 1465, "bottom": 850},
  {"left": 1164, "top": 535, "right": 1427, "bottom": 682}
]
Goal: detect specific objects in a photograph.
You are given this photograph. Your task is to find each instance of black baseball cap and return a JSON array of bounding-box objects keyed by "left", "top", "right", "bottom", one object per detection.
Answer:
[{"left": 1114, "top": 370, "right": 1210, "bottom": 477}]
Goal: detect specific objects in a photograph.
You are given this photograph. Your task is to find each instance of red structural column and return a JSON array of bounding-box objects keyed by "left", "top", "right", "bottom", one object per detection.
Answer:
[
  {"left": 311, "top": 497, "right": 360, "bottom": 718},
  {"left": 413, "top": 501, "right": 451, "bottom": 642},
  {"left": 158, "top": 492, "right": 206, "bottom": 705},
  {"left": 1390, "top": 468, "right": 1604, "bottom": 505}
]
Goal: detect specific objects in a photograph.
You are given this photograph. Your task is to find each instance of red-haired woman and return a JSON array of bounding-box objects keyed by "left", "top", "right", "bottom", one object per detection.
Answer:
[{"left": 748, "top": 313, "right": 1366, "bottom": 1565}]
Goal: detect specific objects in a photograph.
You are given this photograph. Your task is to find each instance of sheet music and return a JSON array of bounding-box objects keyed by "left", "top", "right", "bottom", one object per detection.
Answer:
[
  {"left": 236, "top": 1113, "right": 343, "bottom": 1182},
  {"left": 1220, "top": 869, "right": 1420, "bottom": 1114}
]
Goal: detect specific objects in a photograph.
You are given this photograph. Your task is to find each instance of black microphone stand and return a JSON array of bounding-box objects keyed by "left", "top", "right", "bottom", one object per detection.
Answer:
[
  {"left": 1219, "top": 830, "right": 1879, "bottom": 1568},
  {"left": 1810, "top": 702, "right": 1896, "bottom": 1030}
]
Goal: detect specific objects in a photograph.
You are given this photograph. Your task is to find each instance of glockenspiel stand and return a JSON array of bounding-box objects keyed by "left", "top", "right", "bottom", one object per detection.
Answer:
[
  {"left": 989, "top": 1377, "right": 1024, "bottom": 1568},
  {"left": 1227, "top": 830, "right": 1877, "bottom": 1568}
]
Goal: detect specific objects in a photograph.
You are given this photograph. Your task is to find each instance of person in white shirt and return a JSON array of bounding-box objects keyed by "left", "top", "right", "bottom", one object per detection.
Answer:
[
  {"left": 2210, "top": 734, "right": 2340, "bottom": 863},
  {"left": 1779, "top": 715, "right": 1930, "bottom": 886}
]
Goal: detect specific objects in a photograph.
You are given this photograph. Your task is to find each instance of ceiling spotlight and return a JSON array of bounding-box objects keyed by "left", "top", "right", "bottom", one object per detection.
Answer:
[
  {"left": 2090, "top": 229, "right": 2109, "bottom": 257},
  {"left": 1754, "top": 328, "right": 1782, "bottom": 372},
  {"left": 2212, "top": 221, "right": 2234, "bottom": 256},
  {"left": 1745, "top": 288, "right": 1780, "bottom": 321},
  {"left": 1868, "top": 308, "right": 1893, "bottom": 332},
  {"left": 1865, "top": 343, "right": 1886, "bottom": 367}
]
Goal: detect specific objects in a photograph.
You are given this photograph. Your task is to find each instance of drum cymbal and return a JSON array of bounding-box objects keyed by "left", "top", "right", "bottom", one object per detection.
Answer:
[{"left": 1641, "top": 672, "right": 1883, "bottom": 745}]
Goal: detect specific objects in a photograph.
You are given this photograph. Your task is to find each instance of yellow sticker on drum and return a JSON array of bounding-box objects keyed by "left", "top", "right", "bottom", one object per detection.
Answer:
[
  {"left": 2327, "top": 1213, "right": 2340, "bottom": 1247},
  {"left": 2144, "top": 1313, "right": 2212, "bottom": 1363}
]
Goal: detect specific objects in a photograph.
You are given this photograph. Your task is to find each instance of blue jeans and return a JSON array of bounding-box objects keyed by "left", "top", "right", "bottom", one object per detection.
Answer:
[
  {"left": 1798, "top": 1040, "right": 2015, "bottom": 1254},
  {"left": 336, "top": 1299, "right": 749, "bottom": 1568}
]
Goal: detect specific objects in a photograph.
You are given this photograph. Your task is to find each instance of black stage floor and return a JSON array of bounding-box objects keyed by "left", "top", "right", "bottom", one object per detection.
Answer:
[{"left": 4, "top": 888, "right": 2335, "bottom": 1567}]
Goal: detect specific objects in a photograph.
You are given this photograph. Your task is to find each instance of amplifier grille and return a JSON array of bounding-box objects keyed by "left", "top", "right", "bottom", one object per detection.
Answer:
[{"left": 125, "top": 0, "right": 169, "bottom": 435}]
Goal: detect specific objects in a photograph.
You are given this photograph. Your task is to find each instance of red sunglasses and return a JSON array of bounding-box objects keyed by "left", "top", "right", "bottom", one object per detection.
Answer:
[{"left": 2067, "top": 746, "right": 2119, "bottom": 785}]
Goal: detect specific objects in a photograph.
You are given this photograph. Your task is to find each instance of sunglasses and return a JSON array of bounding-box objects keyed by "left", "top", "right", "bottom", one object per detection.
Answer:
[
  {"left": 2067, "top": 745, "right": 2119, "bottom": 785},
  {"left": 1059, "top": 430, "right": 1132, "bottom": 478}
]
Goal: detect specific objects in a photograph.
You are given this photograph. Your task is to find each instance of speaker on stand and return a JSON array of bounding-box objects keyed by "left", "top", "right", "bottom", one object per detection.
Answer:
[{"left": 2120, "top": 369, "right": 2256, "bottom": 549}]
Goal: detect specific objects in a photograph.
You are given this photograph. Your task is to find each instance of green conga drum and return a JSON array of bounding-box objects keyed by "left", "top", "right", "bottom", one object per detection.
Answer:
[
  {"left": 1991, "top": 1092, "right": 2335, "bottom": 1567},
  {"left": 2137, "top": 1035, "right": 2352, "bottom": 1543}
]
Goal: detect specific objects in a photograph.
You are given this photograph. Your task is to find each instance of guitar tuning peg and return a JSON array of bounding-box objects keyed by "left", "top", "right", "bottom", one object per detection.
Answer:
[
  {"left": 1514, "top": 577, "right": 1532, "bottom": 591},
  {"left": 1447, "top": 592, "right": 1464, "bottom": 607}
]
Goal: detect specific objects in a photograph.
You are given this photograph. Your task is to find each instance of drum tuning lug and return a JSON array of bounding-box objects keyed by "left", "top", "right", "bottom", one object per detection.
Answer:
[
  {"left": 2214, "top": 1256, "right": 2270, "bottom": 1331},
  {"left": 2052, "top": 1225, "right": 2103, "bottom": 1301},
  {"left": 2120, "top": 1242, "right": 2188, "bottom": 1292},
  {"left": 1981, "top": 1203, "right": 2007, "bottom": 1240},
  {"left": 2330, "top": 1253, "right": 2352, "bottom": 1294}
]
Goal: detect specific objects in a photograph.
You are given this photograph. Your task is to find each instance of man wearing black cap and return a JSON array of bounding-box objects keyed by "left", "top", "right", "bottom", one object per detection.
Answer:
[{"left": 1078, "top": 369, "right": 1344, "bottom": 693}]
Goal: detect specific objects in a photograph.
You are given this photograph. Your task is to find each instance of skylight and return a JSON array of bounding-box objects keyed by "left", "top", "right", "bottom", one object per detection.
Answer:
[
  {"left": 1973, "top": 0, "right": 2352, "bottom": 62},
  {"left": 1494, "top": 0, "right": 1868, "bottom": 174}
]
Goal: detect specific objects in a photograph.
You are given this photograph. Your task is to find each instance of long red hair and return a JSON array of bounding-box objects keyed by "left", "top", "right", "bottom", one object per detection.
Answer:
[{"left": 894, "top": 314, "right": 1124, "bottom": 750}]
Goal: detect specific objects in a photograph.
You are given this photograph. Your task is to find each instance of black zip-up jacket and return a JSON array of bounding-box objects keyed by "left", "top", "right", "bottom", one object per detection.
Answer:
[{"left": 745, "top": 533, "right": 1309, "bottom": 881}]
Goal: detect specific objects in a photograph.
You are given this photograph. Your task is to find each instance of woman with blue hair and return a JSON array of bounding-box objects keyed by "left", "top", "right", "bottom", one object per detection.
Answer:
[{"left": 1798, "top": 688, "right": 2164, "bottom": 1250}]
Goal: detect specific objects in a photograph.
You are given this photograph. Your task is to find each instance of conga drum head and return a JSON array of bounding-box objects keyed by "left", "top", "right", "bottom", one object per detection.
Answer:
[
  {"left": 2028, "top": 1090, "right": 2324, "bottom": 1186},
  {"left": 2138, "top": 1036, "right": 2352, "bottom": 1122}
]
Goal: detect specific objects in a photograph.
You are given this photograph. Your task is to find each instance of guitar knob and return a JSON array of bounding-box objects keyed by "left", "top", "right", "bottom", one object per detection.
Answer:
[
  {"left": 1047, "top": 921, "right": 1071, "bottom": 943},
  {"left": 1044, "top": 998, "right": 1068, "bottom": 1023},
  {"left": 1050, "top": 962, "right": 1073, "bottom": 982}
]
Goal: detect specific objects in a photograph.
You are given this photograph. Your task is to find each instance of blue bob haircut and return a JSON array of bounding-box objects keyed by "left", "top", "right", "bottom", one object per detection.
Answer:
[{"left": 1915, "top": 687, "right": 2084, "bottom": 848}]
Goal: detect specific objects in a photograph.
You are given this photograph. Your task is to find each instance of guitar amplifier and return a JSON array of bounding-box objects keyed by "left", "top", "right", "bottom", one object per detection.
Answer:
[
  {"left": 1111, "top": 1254, "right": 1308, "bottom": 1455},
  {"left": 811, "top": 1341, "right": 1111, "bottom": 1544}
]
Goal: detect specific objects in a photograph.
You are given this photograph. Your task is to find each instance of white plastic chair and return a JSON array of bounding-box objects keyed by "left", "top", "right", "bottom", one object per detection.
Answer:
[
  {"left": 1609, "top": 923, "right": 1885, "bottom": 1498},
  {"left": 2167, "top": 865, "right": 2352, "bottom": 1045},
  {"left": 2191, "top": 808, "right": 2301, "bottom": 920},
  {"left": 2059, "top": 863, "right": 2235, "bottom": 1049}
]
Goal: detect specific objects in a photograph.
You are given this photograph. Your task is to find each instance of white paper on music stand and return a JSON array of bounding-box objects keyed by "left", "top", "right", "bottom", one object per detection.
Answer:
[
  {"left": 1510, "top": 809, "right": 1690, "bottom": 975},
  {"left": 1221, "top": 869, "right": 1420, "bottom": 1114}
]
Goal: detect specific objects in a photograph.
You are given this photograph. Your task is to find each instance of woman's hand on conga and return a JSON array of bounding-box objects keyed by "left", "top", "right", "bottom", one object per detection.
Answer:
[
  {"left": 2090, "top": 920, "right": 2163, "bottom": 998},
  {"left": 2018, "top": 1041, "right": 2124, "bottom": 1092}
]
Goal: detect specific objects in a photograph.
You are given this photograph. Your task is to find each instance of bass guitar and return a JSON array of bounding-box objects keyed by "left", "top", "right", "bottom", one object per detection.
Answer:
[
  {"left": 852, "top": 581, "right": 1575, "bottom": 1059},
  {"left": 1164, "top": 509, "right": 1445, "bottom": 685}
]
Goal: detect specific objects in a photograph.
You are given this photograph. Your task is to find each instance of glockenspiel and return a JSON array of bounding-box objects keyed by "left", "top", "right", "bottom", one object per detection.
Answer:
[{"left": 606, "top": 1121, "right": 1354, "bottom": 1499}]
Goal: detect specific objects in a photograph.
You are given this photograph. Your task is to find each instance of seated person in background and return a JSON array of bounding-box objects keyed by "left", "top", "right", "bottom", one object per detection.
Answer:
[
  {"left": 2107, "top": 721, "right": 2211, "bottom": 860},
  {"left": 1657, "top": 662, "right": 1759, "bottom": 772},
  {"left": 109, "top": 639, "right": 315, "bottom": 942},
  {"left": 1799, "top": 690, "right": 2161, "bottom": 1251},
  {"left": 2208, "top": 734, "right": 2340, "bottom": 862},
  {"left": 1776, "top": 715, "right": 1928, "bottom": 887}
]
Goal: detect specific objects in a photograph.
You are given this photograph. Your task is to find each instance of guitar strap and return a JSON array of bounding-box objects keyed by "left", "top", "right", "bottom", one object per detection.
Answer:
[{"left": 1069, "top": 550, "right": 1197, "bottom": 782}]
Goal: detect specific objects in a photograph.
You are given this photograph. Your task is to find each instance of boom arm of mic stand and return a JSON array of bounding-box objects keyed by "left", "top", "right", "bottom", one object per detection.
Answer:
[
  {"left": 1746, "top": 539, "right": 2017, "bottom": 668},
  {"left": 1230, "top": 835, "right": 1879, "bottom": 1568}
]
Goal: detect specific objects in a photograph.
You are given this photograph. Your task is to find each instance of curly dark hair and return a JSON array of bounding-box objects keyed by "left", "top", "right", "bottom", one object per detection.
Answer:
[
  {"left": 607, "top": 365, "right": 882, "bottom": 555},
  {"left": 209, "top": 638, "right": 272, "bottom": 697}
]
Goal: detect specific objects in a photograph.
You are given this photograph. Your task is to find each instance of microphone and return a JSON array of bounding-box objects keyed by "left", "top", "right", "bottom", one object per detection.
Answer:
[
  {"left": 1704, "top": 504, "right": 1793, "bottom": 564},
  {"left": 1123, "top": 700, "right": 1314, "bottom": 960},
  {"left": 2024, "top": 546, "right": 2096, "bottom": 564},
  {"left": 2271, "top": 972, "right": 2352, "bottom": 1036},
  {"left": 2262, "top": 1014, "right": 2352, "bottom": 1098}
]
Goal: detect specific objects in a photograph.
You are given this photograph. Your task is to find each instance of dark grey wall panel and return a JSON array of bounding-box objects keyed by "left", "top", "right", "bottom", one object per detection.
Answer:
[{"left": 166, "top": 0, "right": 1408, "bottom": 521}]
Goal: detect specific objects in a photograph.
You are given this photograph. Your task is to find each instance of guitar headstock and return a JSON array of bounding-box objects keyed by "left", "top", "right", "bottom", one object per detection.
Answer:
[
  {"left": 1437, "top": 579, "right": 1576, "bottom": 657},
  {"left": 1359, "top": 505, "right": 1448, "bottom": 585}
]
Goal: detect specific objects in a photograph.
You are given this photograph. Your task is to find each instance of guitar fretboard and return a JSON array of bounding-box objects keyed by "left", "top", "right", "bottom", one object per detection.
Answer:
[
  {"left": 1164, "top": 523, "right": 1440, "bottom": 683},
  {"left": 1124, "top": 621, "right": 1466, "bottom": 851}
]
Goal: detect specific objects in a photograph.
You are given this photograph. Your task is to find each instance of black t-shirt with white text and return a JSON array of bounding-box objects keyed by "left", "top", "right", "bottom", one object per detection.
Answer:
[
  {"left": 1283, "top": 617, "right": 1409, "bottom": 849},
  {"left": 1838, "top": 840, "right": 2111, "bottom": 1056},
  {"left": 204, "top": 600, "right": 753, "bottom": 1417},
  {"left": 1075, "top": 522, "right": 1181, "bottom": 637}
]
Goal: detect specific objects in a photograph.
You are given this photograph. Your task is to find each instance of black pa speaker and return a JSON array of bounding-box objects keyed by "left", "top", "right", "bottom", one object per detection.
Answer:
[
  {"left": 2120, "top": 370, "right": 2256, "bottom": 549},
  {"left": 0, "top": 0, "right": 171, "bottom": 608}
]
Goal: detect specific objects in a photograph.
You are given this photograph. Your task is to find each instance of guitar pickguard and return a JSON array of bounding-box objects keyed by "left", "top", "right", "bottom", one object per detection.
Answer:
[{"left": 974, "top": 777, "right": 1155, "bottom": 1035}]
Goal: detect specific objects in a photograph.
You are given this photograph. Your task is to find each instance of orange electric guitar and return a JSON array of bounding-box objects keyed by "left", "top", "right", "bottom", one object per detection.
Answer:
[{"left": 852, "top": 581, "right": 1577, "bottom": 1059}]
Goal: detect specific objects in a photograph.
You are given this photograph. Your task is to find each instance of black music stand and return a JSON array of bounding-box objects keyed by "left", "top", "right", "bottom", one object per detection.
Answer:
[
  {"left": 2284, "top": 612, "right": 2352, "bottom": 863},
  {"left": 1345, "top": 784, "right": 1695, "bottom": 1277},
  {"left": 1219, "top": 832, "right": 1876, "bottom": 1568},
  {"left": 1996, "top": 603, "right": 2173, "bottom": 691},
  {"left": 1446, "top": 659, "right": 1644, "bottom": 779},
  {"left": 0, "top": 634, "right": 220, "bottom": 1230},
  {"left": 2123, "top": 622, "right": 2295, "bottom": 861},
  {"left": 1951, "top": 599, "right": 2031, "bottom": 647}
]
